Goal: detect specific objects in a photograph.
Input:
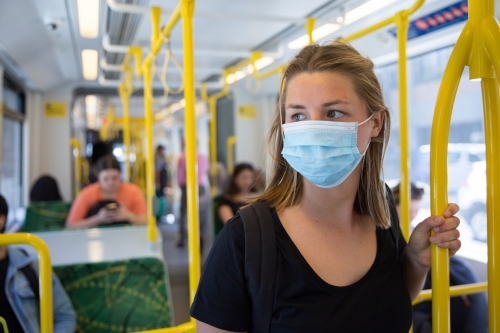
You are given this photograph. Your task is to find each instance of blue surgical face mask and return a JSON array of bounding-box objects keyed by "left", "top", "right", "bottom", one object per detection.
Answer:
[{"left": 281, "top": 116, "right": 373, "bottom": 188}]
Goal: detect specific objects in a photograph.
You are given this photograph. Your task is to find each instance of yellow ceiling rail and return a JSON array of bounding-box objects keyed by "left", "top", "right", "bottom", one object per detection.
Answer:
[
  {"left": 413, "top": 282, "right": 488, "bottom": 305},
  {"left": 69, "top": 138, "right": 82, "bottom": 197},
  {"left": 0, "top": 233, "right": 53, "bottom": 333},
  {"left": 429, "top": 0, "right": 500, "bottom": 331}
]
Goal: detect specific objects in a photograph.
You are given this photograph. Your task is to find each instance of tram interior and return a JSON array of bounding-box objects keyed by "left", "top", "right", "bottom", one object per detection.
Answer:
[{"left": 0, "top": 0, "right": 499, "bottom": 331}]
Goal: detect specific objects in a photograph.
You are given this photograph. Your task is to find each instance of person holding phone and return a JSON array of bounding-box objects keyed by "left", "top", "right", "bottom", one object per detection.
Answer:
[{"left": 65, "top": 155, "right": 147, "bottom": 229}]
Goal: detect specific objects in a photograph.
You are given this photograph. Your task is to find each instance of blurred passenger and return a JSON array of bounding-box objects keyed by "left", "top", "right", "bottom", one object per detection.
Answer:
[
  {"left": 191, "top": 42, "right": 461, "bottom": 332},
  {"left": 0, "top": 194, "right": 76, "bottom": 333},
  {"left": 176, "top": 148, "right": 209, "bottom": 248},
  {"left": 391, "top": 181, "right": 424, "bottom": 222},
  {"left": 155, "top": 144, "right": 169, "bottom": 197},
  {"left": 88, "top": 140, "right": 111, "bottom": 184},
  {"left": 66, "top": 155, "right": 147, "bottom": 229},
  {"left": 217, "top": 163, "right": 258, "bottom": 223},
  {"left": 392, "top": 182, "right": 488, "bottom": 333},
  {"left": 209, "top": 162, "right": 229, "bottom": 195},
  {"left": 29, "top": 175, "right": 63, "bottom": 202}
]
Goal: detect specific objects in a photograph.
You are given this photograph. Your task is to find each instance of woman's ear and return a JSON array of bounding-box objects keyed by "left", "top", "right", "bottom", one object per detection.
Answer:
[{"left": 370, "top": 110, "right": 385, "bottom": 138}]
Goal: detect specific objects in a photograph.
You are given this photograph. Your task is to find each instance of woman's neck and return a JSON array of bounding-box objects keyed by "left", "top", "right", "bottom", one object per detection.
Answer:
[{"left": 297, "top": 170, "right": 362, "bottom": 228}]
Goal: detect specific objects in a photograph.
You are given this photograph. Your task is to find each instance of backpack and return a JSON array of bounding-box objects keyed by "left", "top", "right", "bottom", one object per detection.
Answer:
[{"left": 238, "top": 185, "right": 401, "bottom": 333}]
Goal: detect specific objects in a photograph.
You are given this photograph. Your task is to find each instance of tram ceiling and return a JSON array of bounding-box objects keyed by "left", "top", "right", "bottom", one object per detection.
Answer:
[{"left": 0, "top": 0, "right": 460, "bottom": 96}]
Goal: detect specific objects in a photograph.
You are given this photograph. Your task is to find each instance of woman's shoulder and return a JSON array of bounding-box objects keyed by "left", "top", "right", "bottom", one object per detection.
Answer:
[{"left": 77, "top": 183, "right": 100, "bottom": 197}]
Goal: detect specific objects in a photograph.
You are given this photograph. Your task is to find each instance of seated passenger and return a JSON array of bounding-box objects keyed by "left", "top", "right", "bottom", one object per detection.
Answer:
[
  {"left": 29, "top": 175, "right": 63, "bottom": 202},
  {"left": 392, "top": 182, "right": 488, "bottom": 333},
  {"left": 0, "top": 194, "right": 76, "bottom": 333},
  {"left": 65, "top": 155, "right": 147, "bottom": 229},
  {"left": 217, "top": 163, "right": 258, "bottom": 223}
]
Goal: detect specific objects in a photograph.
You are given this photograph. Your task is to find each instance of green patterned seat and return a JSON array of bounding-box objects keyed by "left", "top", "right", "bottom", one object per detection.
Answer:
[
  {"left": 53, "top": 257, "right": 174, "bottom": 333},
  {"left": 22, "top": 201, "right": 72, "bottom": 232}
]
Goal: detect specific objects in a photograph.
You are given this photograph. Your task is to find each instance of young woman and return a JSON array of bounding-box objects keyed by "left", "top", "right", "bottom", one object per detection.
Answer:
[
  {"left": 217, "top": 163, "right": 258, "bottom": 223},
  {"left": 191, "top": 42, "right": 461, "bottom": 332},
  {"left": 66, "top": 155, "right": 147, "bottom": 228}
]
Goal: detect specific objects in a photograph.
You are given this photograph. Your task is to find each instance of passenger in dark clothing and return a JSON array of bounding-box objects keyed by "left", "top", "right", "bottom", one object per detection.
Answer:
[
  {"left": 29, "top": 175, "right": 63, "bottom": 202},
  {"left": 216, "top": 163, "right": 258, "bottom": 223}
]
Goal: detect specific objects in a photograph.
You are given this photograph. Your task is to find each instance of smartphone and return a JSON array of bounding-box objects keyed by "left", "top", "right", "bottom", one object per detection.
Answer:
[{"left": 106, "top": 203, "right": 118, "bottom": 211}]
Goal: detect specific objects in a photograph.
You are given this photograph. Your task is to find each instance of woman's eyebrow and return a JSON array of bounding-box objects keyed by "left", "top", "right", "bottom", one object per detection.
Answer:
[
  {"left": 322, "top": 100, "right": 348, "bottom": 107},
  {"left": 285, "top": 104, "right": 306, "bottom": 109}
]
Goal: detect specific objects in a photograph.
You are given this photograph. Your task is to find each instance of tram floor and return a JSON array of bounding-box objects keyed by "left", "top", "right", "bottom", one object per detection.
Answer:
[{"left": 158, "top": 213, "right": 213, "bottom": 326}]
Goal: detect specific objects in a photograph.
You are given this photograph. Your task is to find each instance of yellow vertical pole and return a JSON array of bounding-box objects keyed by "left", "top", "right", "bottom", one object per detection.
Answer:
[
  {"left": 227, "top": 136, "right": 236, "bottom": 175},
  {"left": 395, "top": 11, "right": 411, "bottom": 242},
  {"left": 143, "top": 7, "right": 162, "bottom": 243},
  {"left": 0, "top": 234, "right": 53, "bottom": 333},
  {"left": 306, "top": 17, "right": 315, "bottom": 45},
  {"left": 181, "top": 0, "right": 200, "bottom": 308},
  {"left": 120, "top": 65, "right": 132, "bottom": 182},
  {"left": 209, "top": 97, "right": 218, "bottom": 195},
  {"left": 482, "top": 6, "right": 500, "bottom": 329},
  {"left": 70, "top": 138, "right": 82, "bottom": 196},
  {"left": 430, "top": 24, "right": 472, "bottom": 333},
  {"left": 482, "top": 77, "right": 500, "bottom": 333}
]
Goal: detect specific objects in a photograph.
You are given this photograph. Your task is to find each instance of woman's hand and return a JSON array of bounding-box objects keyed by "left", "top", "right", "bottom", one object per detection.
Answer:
[
  {"left": 406, "top": 203, "right": 461, "bottom": 269},
  {"left": 95, "top": 207, "right": 115, "bottom": 225},
  {"left": 110, "top": 205, "right": 132, "bottom": 222}
]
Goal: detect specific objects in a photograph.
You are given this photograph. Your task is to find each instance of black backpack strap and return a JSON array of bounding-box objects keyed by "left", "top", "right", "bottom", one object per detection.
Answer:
[
  {"left": 239, "top": 201, "right": 277, "bottom": 333},
  {"left": 18, "top": 249, "right": 40, "bottom": 300},
  {"left": 385, "top": 184, "right": 401, "bottom": 258}
]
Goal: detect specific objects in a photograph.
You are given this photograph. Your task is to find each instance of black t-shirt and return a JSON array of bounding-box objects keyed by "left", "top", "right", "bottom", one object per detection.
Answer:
[
  {"left": 191, "top": 209, "right": 412, "bottom": 332},
  {"left": 0, "top": 256, "right": 25, "bottom": 333}
]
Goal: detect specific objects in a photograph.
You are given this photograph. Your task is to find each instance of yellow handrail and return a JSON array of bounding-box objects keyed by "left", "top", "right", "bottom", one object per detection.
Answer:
[
  {"left": 227, "top": 136, "right": 237, "bottom": 175},
  {"left": 120, "top": 1, "right": 199, "bottom": 331},
  {"left": 429, "top": 0, "right": 500, "bottom": 331},
  {"left": 413, "top": 282, "right": 488, "bottom": 305},
  {"left": 0, "top": 316, "right": 9, "bottom": 333},
  {"left": 119, "top": 63, "right": 133, "bottom": 182},
  {"left": 201, "top": 78, "right": 230, "bottom": 196},
  {"left": 70, "top": 138, "right": 82, "bottom": 197},
  {"left": 0, "top": 234, "right": 53, "bottom": 333}
]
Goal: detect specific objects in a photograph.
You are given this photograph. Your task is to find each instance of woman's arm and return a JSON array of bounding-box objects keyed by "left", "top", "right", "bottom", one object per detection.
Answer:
[
  {"left": 112, "top": 205, "right": 147, "bottom": 225},
  {"left": 65, "top": 208, "right": 111, "bottom": 229},
  {"left": 197, "top": 321, "right": 246, "bottom": 333},
  {"left": 218, "top": 205, "right": 235, "bottom": 224},
  {"left": 402, "top": 203, "right": 461, "bottom": 300}
]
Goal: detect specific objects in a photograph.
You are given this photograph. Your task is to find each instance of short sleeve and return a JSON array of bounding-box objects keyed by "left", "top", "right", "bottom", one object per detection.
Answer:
[
  {"left": 66, "top": 185, "right": 95, "bottom": 225},
  {"left": 190, "top": 216, "right": 252, "bottom": 331},
  {"left": 128, "top": 185, "right": 147, "bottom": 215}
]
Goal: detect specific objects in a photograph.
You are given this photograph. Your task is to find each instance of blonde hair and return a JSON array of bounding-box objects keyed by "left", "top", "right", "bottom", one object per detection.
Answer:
[{"left": 255, "top": 42, "right": 392, "bottom": 228}]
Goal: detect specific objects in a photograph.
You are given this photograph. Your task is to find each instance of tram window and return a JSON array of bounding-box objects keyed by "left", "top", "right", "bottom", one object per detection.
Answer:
[
  {"left": 2, "top": 76, "right": 25, "bottom": 114},
  {"left": 1, "top": 117, "right": 23, "bottom": 225},
  {"left": 377, "top": 44, "right": 487, "bottom": 262}
]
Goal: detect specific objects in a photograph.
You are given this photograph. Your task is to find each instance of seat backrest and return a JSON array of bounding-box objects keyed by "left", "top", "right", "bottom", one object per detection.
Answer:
[
  {"left": 53, "top": 257, "right": 174, "bottom": 332},
  {"left": 22, "top": 201, "right": 72, "bottom": 232}
]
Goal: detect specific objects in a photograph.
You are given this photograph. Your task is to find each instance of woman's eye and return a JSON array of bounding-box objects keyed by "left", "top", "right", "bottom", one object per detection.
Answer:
[
  {"left": 292, "top": 113, "right": 306, "bottom": 121},
  {"left": 327, "top": 110, "right": 343, "bottom": 118}
]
